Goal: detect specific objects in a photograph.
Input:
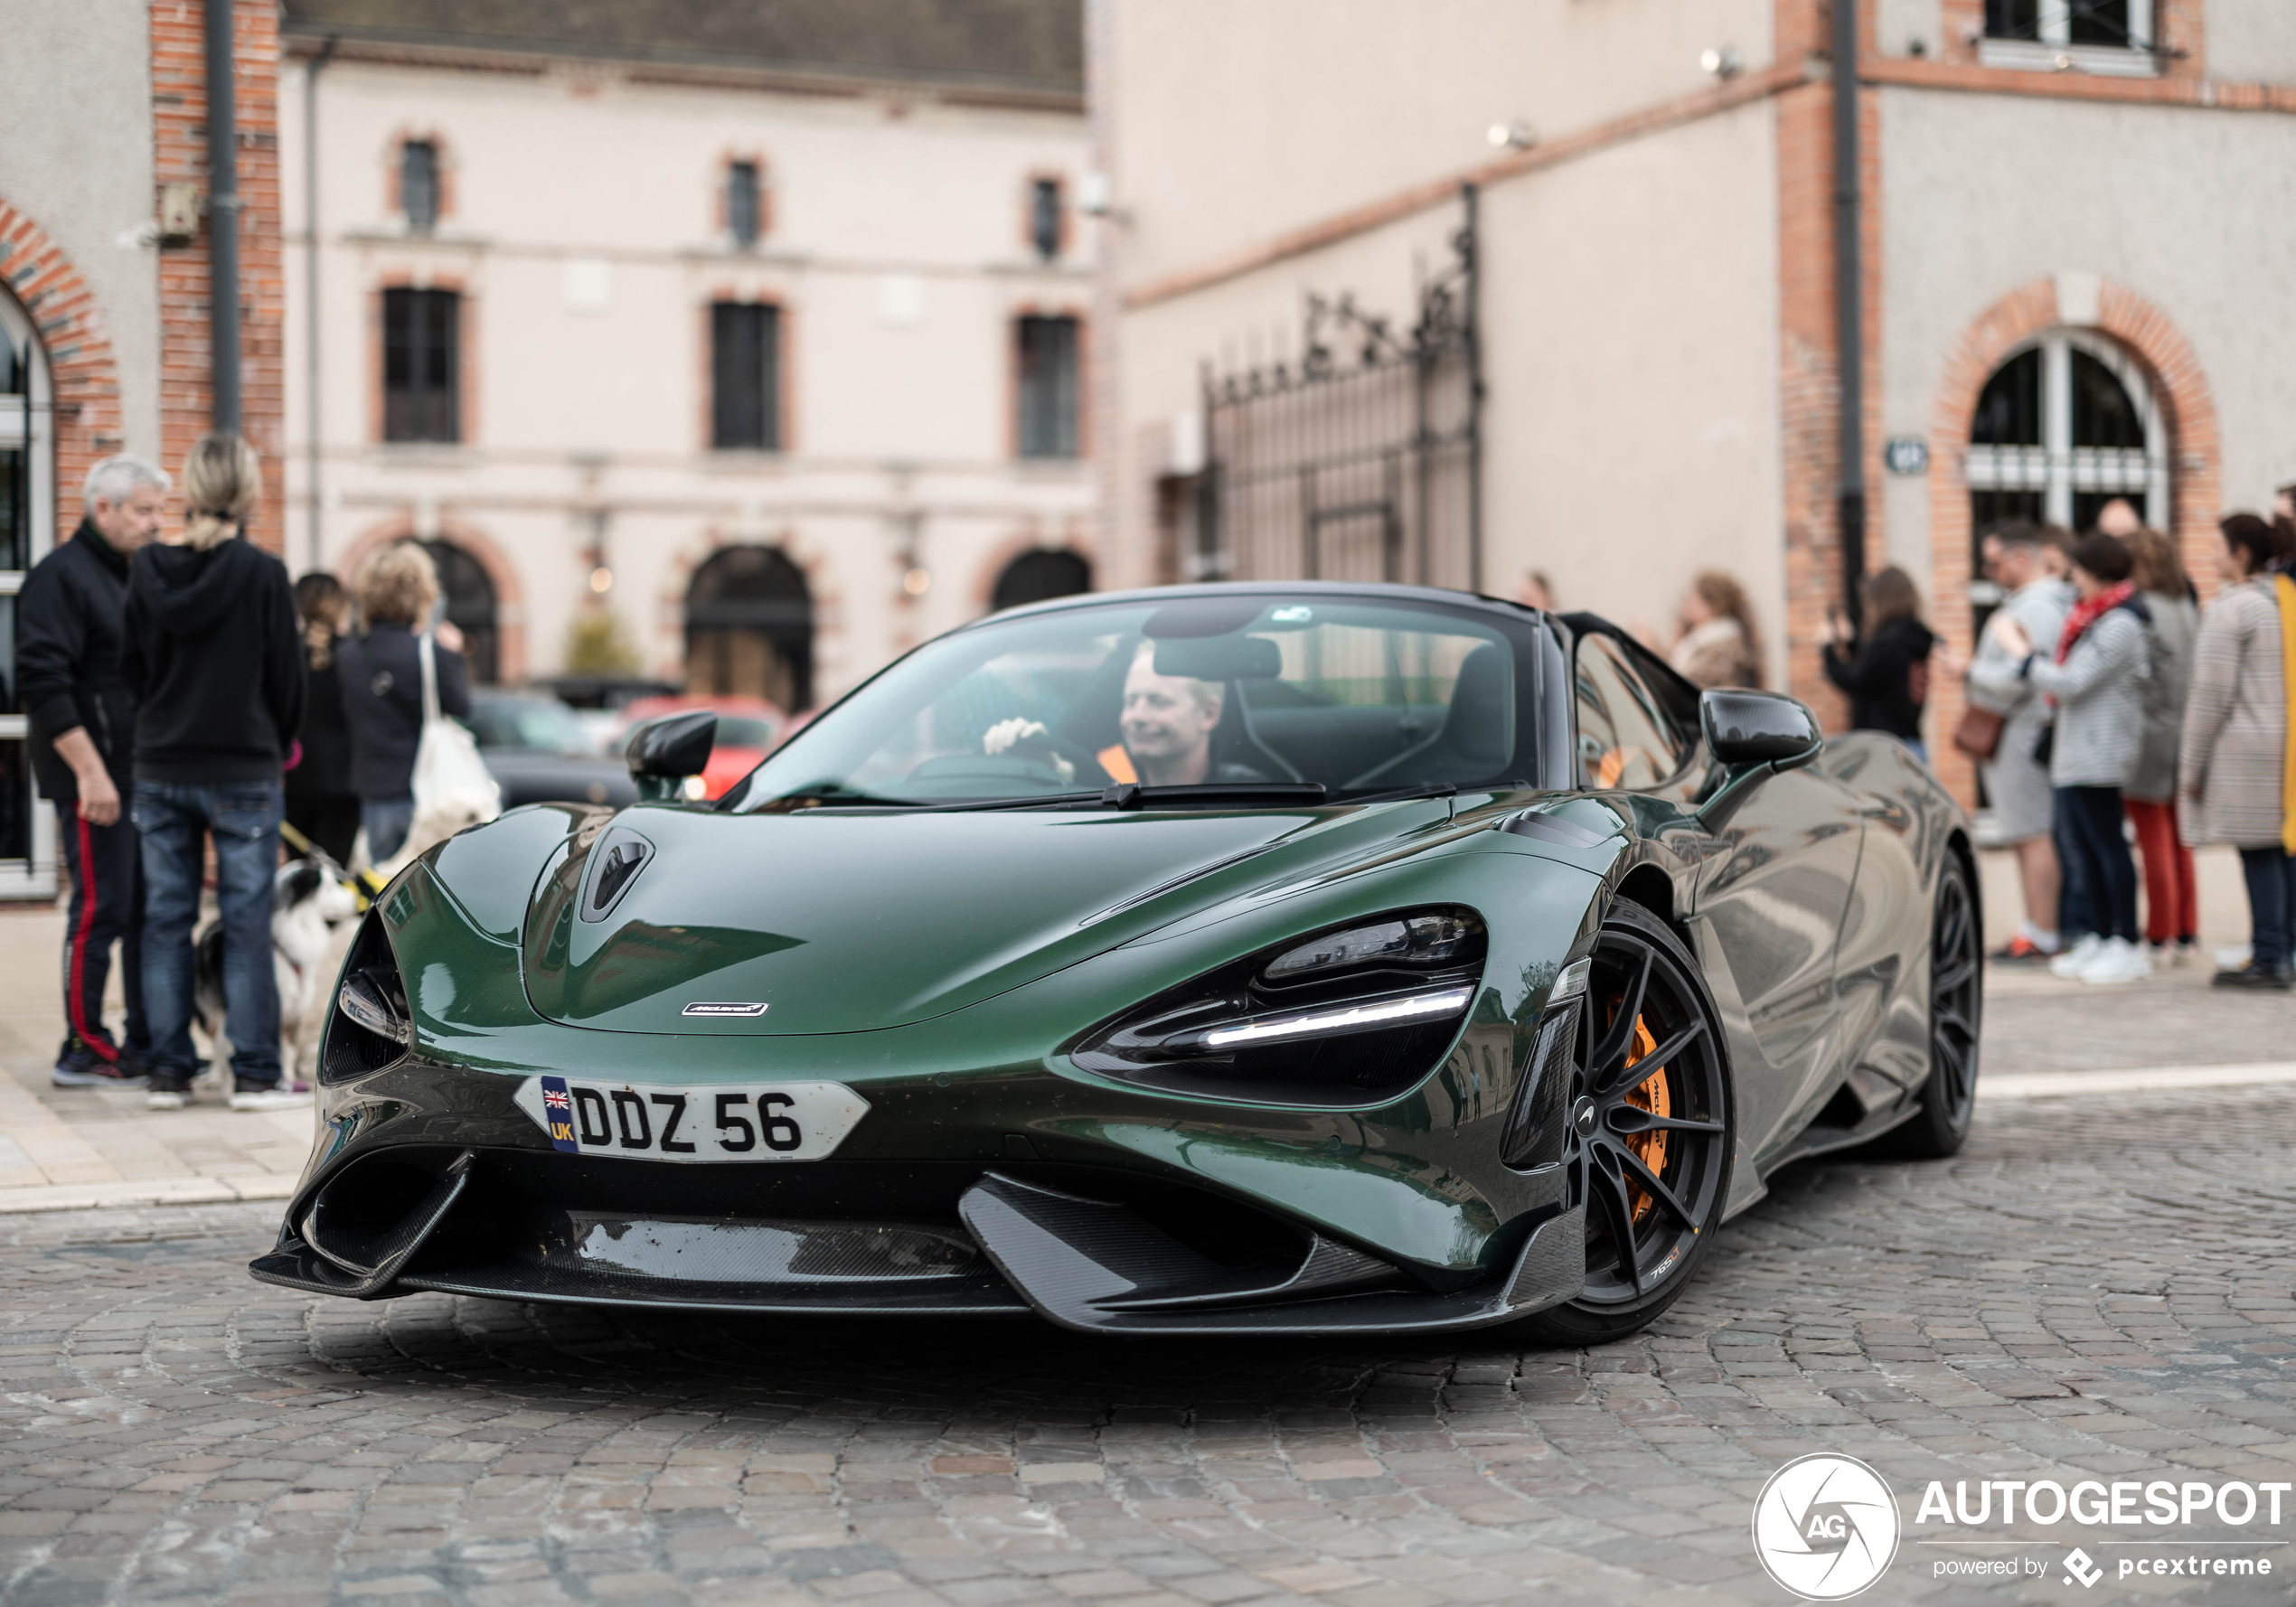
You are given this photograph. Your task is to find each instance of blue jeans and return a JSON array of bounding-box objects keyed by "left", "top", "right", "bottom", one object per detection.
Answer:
[
  {"left": 2056, "top": 785, "right": 2138, "bottom": 944},
  {"left": 2239, "top": 846, "right": 2296, "bottom": 973},
  {"left": 362, "top": 795, "right": 416, "bottom": 863},
  {"left": 134, "top": 780, "right": 284, "bottom": 1087}
]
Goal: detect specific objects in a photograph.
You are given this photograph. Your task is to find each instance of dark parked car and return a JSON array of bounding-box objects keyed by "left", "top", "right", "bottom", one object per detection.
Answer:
[
  {"left": 261, "top": 586, "right": 1978, "bottom": 1341},
  {"left": 466, "top": 693, "right": 637, "bottom": 809}
]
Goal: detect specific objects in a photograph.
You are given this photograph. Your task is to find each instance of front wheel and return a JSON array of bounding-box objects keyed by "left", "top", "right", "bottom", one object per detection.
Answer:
[
  {"left": 1877, "top": 851, "right": 1981, "bottom": 1158},
  {"left": 1515, "top": 900, "right": 1735, "bottom": 1347}
]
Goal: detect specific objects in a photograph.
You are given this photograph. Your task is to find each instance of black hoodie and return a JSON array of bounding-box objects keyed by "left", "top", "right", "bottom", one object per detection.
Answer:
[
  {"left": 1821, "top": 614, "right": 1938, "bottom": 742},
  {"left": 119, "top": 535, "right": 306, "bottom": 785}
]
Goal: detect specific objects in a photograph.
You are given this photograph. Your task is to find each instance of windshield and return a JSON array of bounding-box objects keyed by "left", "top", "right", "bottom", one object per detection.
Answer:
[
  {"left": 725, "top": 593, "right": 1546, "bottom": 810},
  {"left": 469, "top": 697, "right": 598, "bottom": 754}
]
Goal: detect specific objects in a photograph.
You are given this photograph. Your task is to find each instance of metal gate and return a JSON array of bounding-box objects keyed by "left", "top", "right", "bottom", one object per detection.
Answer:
[{"left": 1199, "top": 186, "right": 1482, "bottom": 593}]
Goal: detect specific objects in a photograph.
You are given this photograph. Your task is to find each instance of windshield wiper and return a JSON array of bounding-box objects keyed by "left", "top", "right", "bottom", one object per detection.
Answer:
[{"left": 1099, "top": 782, "right": 1327, "bottom": 810}]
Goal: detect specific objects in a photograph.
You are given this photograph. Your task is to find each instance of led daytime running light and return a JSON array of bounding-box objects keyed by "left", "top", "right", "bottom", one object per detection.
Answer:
[{"left": 1200, "top": 985, "right": 1473, "bottom": 1050}]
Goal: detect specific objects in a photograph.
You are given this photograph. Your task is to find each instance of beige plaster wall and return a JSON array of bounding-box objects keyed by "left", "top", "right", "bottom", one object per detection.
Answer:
[
  {"left": 283, "top": 59, "right": 1094, "bottom": 698},
  {"left": 1106, "top": 0, "right": 1776, "bottom": 286}
]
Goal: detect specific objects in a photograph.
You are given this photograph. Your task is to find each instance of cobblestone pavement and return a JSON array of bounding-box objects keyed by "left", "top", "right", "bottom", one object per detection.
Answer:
[{"left": 4, "top": 1086, "right": 2292, "bottom": 1607}]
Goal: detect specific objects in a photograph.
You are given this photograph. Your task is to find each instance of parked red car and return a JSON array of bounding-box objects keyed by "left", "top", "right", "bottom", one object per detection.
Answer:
[{"left": 610, "top": 695, "right": 788, "bottom": 800}]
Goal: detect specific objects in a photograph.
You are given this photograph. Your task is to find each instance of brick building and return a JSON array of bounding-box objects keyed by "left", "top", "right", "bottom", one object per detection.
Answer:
[
  {"left": 0, "top": 0, "right": 283, "bottom": 898},
  {"left": 281, "top": 0, "right": 1092, "bottom": 710},
  {"left": 1091, "top": 0, "right": 2296, "bottom": 808}
]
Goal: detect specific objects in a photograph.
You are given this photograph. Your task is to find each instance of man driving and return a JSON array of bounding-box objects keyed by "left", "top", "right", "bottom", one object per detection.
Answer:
[{"left": 984, "top": 640, "right": 1262, "bottom": 787}]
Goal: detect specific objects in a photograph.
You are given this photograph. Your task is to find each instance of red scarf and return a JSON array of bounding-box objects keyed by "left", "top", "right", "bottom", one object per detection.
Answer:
[{"left": 2056, "top": 580, "right": 2134, "bottom": 663}]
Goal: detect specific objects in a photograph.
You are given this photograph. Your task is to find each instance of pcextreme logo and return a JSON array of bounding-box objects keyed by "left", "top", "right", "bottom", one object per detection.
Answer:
[{"left": 1752, "top": 1454, "right": 1902, "bottom": 1600}]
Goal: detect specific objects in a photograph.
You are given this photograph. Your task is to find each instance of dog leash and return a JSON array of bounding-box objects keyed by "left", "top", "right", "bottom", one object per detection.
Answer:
[{"left": 278, "top": 821, "right": 389, "bottom": 911}]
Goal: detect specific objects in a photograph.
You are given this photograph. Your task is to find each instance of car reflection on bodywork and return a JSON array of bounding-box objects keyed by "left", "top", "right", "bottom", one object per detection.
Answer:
[{"left": 466, "top": 692, "right": 638, "bottom": 809}]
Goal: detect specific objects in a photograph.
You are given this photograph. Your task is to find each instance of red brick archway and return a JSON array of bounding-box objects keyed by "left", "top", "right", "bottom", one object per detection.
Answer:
[
  {"left": 339, "top": 513, "right": 528, "bottom": 684},
  {"left": 0, "top": 200, "right": 125, "bottom": 549},
  {"left": 1924, "top": 277, "right": 2221, "bottom": 808}
]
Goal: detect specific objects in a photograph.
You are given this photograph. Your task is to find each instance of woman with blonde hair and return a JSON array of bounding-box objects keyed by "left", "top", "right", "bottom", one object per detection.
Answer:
[
  {"left": 336, "top": 541, "right": 472, "bottom": 862},
  {"left": 118, "top": 431, "right": 309, "bottom": 1111},
  {"left": 1667, "top": 569, "right": 1763, "bottom": 689}
]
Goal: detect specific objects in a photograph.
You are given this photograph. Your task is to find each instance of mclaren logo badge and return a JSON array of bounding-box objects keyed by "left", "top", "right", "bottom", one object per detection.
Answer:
[{"left": 682, "top": 1001, "right": 768, "bottom": 1018}]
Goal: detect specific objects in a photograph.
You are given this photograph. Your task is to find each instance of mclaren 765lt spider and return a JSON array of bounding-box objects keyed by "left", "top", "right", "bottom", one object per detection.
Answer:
[{"left": 253, "top": 583, "right": 1981, "bottom": 1342}]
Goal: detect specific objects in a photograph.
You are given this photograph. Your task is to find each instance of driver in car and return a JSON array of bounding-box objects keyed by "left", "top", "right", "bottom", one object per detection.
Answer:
[{"left": 983, "top": 641, "right": 1265, "bottom": 787}]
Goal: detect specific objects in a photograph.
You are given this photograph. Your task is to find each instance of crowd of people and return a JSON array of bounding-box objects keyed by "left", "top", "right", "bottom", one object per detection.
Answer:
[
  {"left": 1625, "top": 493, "right": 2296, "bottom": 991},
  {"left": 18, "top": 434, "right": 474, "bottom": 1111}
]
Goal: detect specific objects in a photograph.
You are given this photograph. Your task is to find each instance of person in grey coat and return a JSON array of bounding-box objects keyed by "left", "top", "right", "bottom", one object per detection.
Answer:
[
  {"left": 1965, "top": 524, "right": 2075, "bottom": 962},
  {"left": 2124, "top": 525, "right": 2200, "bottom": 960},
  {"left": 1990, "top": 531, "right": 2152, "bottom": 985},
  {"left": 2180, "top": 513, "right": 2294, "bottom": 990}
]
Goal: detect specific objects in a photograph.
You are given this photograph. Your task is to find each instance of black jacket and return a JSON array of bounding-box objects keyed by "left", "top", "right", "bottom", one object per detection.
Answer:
[
  {"left": 1822, "top": 615, "right": 1938, "bottom": 741},
  {"left": 120, "top": 536, "right": 306, "bottom": 785},
  {"left": 286, "top": 643, "right": 357, "bottom": 802},
  {"left": 337, "top": 625, "right": 471, "bottom": 801},
  {"left": 15, "top": 521, "right": 139, "bottom": 803}
]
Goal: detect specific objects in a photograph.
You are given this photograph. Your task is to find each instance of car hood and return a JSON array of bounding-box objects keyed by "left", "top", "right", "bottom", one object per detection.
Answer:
[{"left": 517, "top": 799, "right": 1456, "bottom": 1035}]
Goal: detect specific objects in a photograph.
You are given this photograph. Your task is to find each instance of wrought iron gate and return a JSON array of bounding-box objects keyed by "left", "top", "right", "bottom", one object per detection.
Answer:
[{"left": 1198, "top": 186, "right": 1482, "bottom": 593}]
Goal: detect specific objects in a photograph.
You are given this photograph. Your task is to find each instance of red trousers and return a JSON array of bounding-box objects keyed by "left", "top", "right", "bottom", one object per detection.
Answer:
[{"left": 2125, "top": 796, "right": 2197, "bottom": 944}]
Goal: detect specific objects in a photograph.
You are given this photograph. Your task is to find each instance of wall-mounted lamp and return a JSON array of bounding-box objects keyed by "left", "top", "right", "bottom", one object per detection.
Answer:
[
  {"left": 901, "top": 566, "right": 931, "bottom": 597},
  {"left": 1699, "top": 45, "right": 1745, "bottom": 80},
  {"left": 588, "top": 566, "right": 613, "bottom": 594},
  {"left": 1485, "top": 119, "right": 1538, "bottom": 151}
]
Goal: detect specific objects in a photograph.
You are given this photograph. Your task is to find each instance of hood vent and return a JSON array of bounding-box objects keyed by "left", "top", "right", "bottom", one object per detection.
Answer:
[{"left": 581, "top": 828, "right": 654, "bottom": 923}]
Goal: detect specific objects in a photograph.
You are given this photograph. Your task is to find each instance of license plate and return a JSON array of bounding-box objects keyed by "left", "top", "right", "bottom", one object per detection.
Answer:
[{"left": 513, "top": 1076, "right": 870, "bottom": 1163}]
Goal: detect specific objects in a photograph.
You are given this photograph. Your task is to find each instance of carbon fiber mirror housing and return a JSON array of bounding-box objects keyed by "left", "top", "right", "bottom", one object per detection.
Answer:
[
  {"left": 626, "top": 711, "right": 718, "bottom": 799},
  {"left": 1701, "top": 690, "right": 1821, "bottom": 770}
]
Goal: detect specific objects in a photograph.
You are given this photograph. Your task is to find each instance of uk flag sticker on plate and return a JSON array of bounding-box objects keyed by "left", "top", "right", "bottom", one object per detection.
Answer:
[{"left": 539, "top": 1076, "right": 581, "bottom": 1153}]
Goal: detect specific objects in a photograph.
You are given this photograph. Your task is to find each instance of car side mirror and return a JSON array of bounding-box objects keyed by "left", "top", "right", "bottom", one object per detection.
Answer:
[
  {"left": 1700, "top": 690, "right": 1821, "bottom": 771},
  {"left": 626, "top": 711, "right": 717, "bottom": 801}
]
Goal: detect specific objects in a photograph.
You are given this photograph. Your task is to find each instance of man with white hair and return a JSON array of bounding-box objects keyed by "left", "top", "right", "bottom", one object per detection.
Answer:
[{"left": 14, "top": 456, "right": 169, "bottom": 1086}]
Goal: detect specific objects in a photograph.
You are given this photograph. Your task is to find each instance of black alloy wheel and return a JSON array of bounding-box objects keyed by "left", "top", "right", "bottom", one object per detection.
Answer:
[
  {"left": 1519, "top": 900, "right": 1734, "bottom": 1345},
  {"left": 1879, "top": 852, "right": 1981, "bottom": 1158}
]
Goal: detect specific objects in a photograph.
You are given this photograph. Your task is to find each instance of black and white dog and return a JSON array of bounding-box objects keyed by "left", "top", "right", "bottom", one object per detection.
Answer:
[{"left": 191, "top": 858, "right": 361, "bottom": 1094}]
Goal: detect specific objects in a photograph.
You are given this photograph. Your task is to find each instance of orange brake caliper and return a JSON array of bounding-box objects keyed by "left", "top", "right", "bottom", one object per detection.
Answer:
[{"left": 1621, "top": 1016, "right": 1670, "bottom": 1221}]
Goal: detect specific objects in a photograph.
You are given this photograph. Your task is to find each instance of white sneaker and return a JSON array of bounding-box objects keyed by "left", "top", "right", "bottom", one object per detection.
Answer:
[
  {"left": 2049, "top": 934, "right": 2103, "bottom": 979},
  {"left": 146, "top": 1085, "right": 190, "bottom": 1112},
  {"left": 2080, "top": 936, "right": 2154, "bottom": 986},
  {"left": 228, "top": 1080, "right": 313, "bottom": 1112}
]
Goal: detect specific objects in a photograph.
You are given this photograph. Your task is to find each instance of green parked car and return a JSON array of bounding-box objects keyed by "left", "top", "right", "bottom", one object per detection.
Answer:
[{"left": 254, "top": 583, "right": 1980, "bottom": 1341}]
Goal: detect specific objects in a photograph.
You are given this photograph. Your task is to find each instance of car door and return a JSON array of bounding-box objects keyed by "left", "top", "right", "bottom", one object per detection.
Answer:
[{"left": 1573, "top": 637, "right": 1865, "bottom": 1161}]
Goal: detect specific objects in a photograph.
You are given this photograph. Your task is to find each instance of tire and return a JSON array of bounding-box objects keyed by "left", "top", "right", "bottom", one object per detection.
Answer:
[
  {"left": 1515, "top": 900, "right": 1736, "bottom": 1347},
  {"left": 1877, "top": 850, "right": 1981, "bottom": 1159}
]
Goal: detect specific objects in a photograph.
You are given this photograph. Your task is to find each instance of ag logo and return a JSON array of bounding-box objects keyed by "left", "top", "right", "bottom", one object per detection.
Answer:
[{"left": 1751, "top": 1453, "right": 1901, "bottom": 1600}]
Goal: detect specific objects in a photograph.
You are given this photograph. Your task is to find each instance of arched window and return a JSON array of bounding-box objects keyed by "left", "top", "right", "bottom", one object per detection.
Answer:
[
  {"left": 0, "top": 288, "right": 55, "bottom": 894},
  {"left": 686, "top": 546, "right": 813, "bottom": 710},
  {"left": 411, "top": 538, "right": 497, "bottom": 685},
  {"left": 1967, "top": 331, "right": 2166, "bottom": 547},
  {"left": 991, "top": 548, "right": 1092, "bottom": 612}
]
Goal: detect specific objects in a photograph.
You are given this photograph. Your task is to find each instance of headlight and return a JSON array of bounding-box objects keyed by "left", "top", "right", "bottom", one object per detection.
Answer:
[
  {"left": 1068, "top": 907, "right": 1486, "bottom": 1106},
  {"left": 322, "top": 910, "right": 412, "bottom": 1083}
]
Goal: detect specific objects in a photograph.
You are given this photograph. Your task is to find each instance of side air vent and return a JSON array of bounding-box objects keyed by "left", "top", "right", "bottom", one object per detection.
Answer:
[
  {"left": 321, "top": 910, "right": 410, "bottom": 1084},
  {"left": 580, "top": 828, "right": 654, "bottom": 923}
]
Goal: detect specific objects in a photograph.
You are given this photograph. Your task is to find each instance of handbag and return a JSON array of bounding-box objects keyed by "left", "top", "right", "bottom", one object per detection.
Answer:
[
  {"left": 409, "top": 633, "right": 502, "bottom": 833},
  {"left": 1952, "top": 704, "right": 2005, "bottom": 762}
]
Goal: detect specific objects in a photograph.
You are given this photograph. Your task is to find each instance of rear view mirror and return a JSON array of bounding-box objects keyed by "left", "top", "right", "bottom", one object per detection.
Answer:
[
  {"left": 1701, "top": 690, "right": 1821, "bottom": 770},
  {"left": 626, "top": 712, "right": 717, "bottom": 800},
  {"left": 1153, "top": 634, "right": 1284, "bottom": 681}
]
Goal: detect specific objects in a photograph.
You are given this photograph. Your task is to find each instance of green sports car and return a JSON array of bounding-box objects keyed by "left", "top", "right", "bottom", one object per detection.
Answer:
[{"left": 253, "top": 583, "right": 1981, "bottom": 1341}]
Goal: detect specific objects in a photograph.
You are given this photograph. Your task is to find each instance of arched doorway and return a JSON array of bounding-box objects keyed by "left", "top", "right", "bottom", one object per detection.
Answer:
[
  {"left": 414, "top": 538, "right": 499, "bottom": 685},
  {"left": 991, "top": 548, "right": 1091, "bottom": 612},
  {"left": 0, "top": 286, "right": 55, "bottom": 895},
  {"left": 1966, "top": 330, "right": 2166, "bottom": 550},
  {"left": 686, "top": 545, "right": 813, "bottom": 710}
]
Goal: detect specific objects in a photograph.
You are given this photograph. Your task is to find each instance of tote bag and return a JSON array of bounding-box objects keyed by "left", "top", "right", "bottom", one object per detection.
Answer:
[{"left": 410, "top": 633, "right": 502, "bottom": 830}]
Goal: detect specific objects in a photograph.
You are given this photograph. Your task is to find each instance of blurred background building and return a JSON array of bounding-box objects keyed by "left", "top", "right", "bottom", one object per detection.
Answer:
[
  {"left": 281, "top": 0, "right": 1093, "bottom": 714},
  {"left": 1089, "top": 0, "right": 2296, "bottom": 804}
]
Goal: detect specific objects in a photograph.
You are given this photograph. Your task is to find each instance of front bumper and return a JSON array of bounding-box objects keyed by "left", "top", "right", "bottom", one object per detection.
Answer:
[{"left": 249, "top": 1141, "right": 1584, "bottom": 1334}]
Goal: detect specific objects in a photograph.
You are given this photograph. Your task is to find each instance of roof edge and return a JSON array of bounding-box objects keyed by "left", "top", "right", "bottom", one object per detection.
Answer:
[{"left": 280, "top": 21, "right": 1086, "bottom": 110}]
